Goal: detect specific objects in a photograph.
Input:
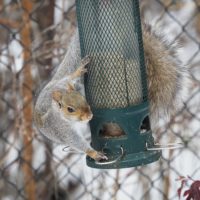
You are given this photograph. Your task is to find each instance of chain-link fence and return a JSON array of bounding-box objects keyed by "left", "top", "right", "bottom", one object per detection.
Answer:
[{"left": 0, "top": 0, "right": 200, "bottom": 199}]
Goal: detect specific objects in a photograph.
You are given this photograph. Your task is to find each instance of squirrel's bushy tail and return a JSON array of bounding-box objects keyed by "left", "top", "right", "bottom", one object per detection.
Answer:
[{"left": 142, "top": 23, "right": 189, "bottom": 125}]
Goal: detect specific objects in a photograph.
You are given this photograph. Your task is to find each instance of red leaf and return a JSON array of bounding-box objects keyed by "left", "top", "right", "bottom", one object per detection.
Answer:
[
  {"left": 183, "top": 180, "right": 200, "bottom": 200},
  {"left": 177, "top": 179, "right": 187, "bottom": 198},
  {"left": 176, "top": 176, "right": 200, "bottom": 200},
  {"left": 183, "top": 190, "right": 190, "bottom": 197},
  {"left": 190, "top": 181, "right": 200, "bottom": 200},
  {"left": 186, "top": 194, "right": 193, "bottom": 200},
  {"left": 178, "top": 188, "right": 182, "bottom": 198}
]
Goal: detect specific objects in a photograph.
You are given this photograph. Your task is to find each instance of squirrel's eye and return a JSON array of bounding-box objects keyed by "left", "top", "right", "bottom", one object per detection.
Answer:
[{"left": 67, "top": 106, "right": 75, "bottom": 113}]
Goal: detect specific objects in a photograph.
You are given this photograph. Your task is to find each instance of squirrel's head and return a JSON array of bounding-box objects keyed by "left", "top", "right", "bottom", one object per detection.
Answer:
[{"left": 51, "top": 86, "right": 93, "bottom": 122}]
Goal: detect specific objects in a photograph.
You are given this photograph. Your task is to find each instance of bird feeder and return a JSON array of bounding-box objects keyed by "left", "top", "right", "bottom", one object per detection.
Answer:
[{"left": 76, "top": 0, "right": 161, "bottom": 169}]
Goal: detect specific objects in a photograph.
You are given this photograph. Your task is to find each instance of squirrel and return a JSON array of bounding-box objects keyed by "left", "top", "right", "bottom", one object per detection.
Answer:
[
  {"left": 34, "top": 55, "right": 108, "bottom": 161},
  {"left": 34, "top": 22, "right": 187, "bottom": 155}
]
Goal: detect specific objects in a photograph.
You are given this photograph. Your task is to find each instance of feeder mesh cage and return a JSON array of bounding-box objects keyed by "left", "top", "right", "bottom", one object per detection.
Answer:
[{"left": 76, "top": 0, "right": 148, "bottom": 109}]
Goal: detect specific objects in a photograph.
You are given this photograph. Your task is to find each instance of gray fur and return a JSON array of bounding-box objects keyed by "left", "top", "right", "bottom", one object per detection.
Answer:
[
  {"left": 40, "top": 105, "right": 91, "bottom": 152},
  {"left": 34, "top": 31, "right": 92, "bottom": 153}
]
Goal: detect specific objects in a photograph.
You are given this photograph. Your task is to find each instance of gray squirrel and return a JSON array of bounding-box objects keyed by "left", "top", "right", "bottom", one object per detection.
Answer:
[
  {"left": 34, "top": 54, "right": 108, "bottom": 161},
  {"left": 34, "top": 23, "right": 187, "bottom": 158}
]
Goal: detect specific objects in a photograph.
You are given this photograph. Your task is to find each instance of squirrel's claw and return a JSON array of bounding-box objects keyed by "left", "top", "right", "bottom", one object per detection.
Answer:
[
  {"left": 86, "top": 149, "right": 108, "bottom": 161},
  {"left": 71, "top": 65, "right": 87, "bottom": 79},
  {"left": 95, "top": 151, "right": 108, "bottom": 161},
  {"left": 76, "top": 55, "right": 91, "bottom": 76},
  {"left": 74, "top": 66, "right": 87, "bottom": 77},
  {"left": 81, "top": 55, "right": 91, "bottom": 67}
]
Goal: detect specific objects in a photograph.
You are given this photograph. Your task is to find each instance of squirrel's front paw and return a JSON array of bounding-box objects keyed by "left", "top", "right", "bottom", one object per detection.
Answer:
[
  {"left": 95, "top": 151, "right": 108, "bottom": 161},
  {"left": 77, "top": 65, "right": 87, "bottom": 76},
  {"left": 81, "top": 55, "right": 91, "bottom": 67},
  {"left": 86, "top": 149, "right": 108, "bottom": 161}
]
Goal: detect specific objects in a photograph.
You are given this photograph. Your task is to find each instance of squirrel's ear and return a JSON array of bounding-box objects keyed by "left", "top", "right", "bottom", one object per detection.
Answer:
[
  {"left": 52, "top": 90, "right": 62, "bottom": 102},
  {"left": 67, "top": 83, "right": 75, "bottom": 92}
]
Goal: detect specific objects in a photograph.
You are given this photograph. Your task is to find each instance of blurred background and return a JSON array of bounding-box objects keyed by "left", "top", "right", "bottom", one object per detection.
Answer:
[{"left": 0, "top": 0, "right": 200, "bottom": 199}]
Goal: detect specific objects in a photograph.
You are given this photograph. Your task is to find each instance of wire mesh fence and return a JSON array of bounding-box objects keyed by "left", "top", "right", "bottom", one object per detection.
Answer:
[{"left": 0, "top": 0, "right": 200, "bottom": 199}]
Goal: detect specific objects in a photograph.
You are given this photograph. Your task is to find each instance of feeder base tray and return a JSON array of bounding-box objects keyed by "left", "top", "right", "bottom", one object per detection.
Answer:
[{"left": 86, "top": 150, "right": 161, "bottom": 169}]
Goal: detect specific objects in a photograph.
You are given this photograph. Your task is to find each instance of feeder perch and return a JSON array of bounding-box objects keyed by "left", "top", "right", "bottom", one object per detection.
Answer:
[{"left": 76, "top": 0, "right": 161, "bottom": 169}]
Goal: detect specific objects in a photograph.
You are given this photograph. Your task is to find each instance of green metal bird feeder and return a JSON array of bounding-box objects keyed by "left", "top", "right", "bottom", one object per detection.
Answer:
[{"left": 76, "top": 0, "right": 161, "bottom": 169}]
